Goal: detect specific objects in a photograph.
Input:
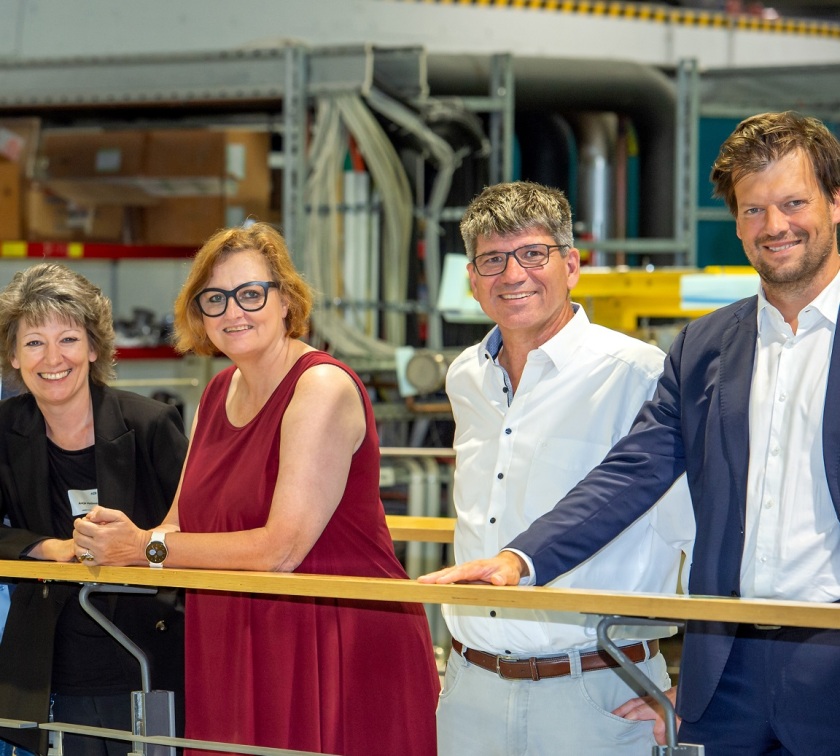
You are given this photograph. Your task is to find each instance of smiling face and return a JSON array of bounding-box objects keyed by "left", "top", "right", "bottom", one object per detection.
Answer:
[
  {"left": 200, "top": 248, "right": 288, "bottom": 359},
  {"left": 735, "top": 148, "right": 840, "bottom": 306},
  {"left": 11, "top": 316, "right": 96, "bottom": 410},
  {"left": 468, "top": 228, "right": 580, "bottom": 348}
]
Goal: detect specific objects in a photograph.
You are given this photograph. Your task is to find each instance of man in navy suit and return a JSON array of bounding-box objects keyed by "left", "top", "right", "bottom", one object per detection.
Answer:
[{"left": 421, "top": 110, "right": 840, "bottom": 753}]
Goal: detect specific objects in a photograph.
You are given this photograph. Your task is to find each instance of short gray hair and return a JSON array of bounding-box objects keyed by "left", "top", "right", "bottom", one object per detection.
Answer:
[
  {"left": 460, "top": 181, "right": 574, "bottom": 260},
  {"left": 0, "top": 263, "right": 116, "bottom": 390}
]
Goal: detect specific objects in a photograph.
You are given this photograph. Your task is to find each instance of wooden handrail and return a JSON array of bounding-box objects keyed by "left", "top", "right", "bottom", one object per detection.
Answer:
[
  {"left": 1, "top": 559, "right": 840, "bottom": 630},
  {"left": 385, "top": 515, "right": 455, "bottom": 543},
  {"left": 380, "top": 447, "right": 455, "bottom": 459}
]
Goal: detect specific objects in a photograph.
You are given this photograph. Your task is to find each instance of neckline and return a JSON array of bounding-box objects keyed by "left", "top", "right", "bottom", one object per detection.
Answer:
[{"left": 221, "top": 349, "right": 322, "bottom": 430}]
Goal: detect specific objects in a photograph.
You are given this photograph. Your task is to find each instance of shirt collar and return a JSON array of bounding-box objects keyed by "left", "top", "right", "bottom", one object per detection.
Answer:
[
  {"left": 757, "top": 267, "right": 840, "bottom": 333},
  {"left": 477, "top": 303, "right": 588, "bottom": 370}
]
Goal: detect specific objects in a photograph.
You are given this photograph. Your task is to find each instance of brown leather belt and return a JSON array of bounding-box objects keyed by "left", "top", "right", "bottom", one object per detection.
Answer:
[{"left": 451, "top": 638, "right": 659, "bottom": 681}]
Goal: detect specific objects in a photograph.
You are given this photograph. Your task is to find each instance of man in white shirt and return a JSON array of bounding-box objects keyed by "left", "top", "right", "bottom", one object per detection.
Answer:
[
  {"left": 425, "top": 114, "right": 840, "bottom": 753},
  {"left": 435, "top": 180, "right": 694, "bottom": 755}
]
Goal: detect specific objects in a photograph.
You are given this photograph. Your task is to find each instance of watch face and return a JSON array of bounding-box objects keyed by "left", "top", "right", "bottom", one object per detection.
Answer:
[{"left": 146, "top": 541, "right": 167, "bottom": 564}]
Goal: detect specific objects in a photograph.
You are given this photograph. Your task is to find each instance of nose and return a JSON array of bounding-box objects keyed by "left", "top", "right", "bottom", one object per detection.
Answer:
[
  {"left": 498, "top": 253, "right": 528, "bottom": 282},
  {"left": 763, "top": 205, "right": 789, "bottom": 236},
  {"left": 224, "top": 293, "right": 246, "bottom": 317},
  {"left": 44, "top": 340, "right": 62, "bottom": 363}
]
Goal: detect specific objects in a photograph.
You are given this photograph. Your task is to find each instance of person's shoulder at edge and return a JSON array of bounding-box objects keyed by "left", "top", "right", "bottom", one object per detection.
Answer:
[
  {"left": 284, "top": 352, "right": 370, "bottom": 414},
  {"left": 684, "top": 294, "right": 757, "bottom": 333},
  {"left": 576, "top": 322, "right": 667, "bottom": 377},
  {"left": 0, "top": 391, "right": 37, "bottom": 422},
  {"left": 586, "top": 292, "right": 758, "bottom": 367}
]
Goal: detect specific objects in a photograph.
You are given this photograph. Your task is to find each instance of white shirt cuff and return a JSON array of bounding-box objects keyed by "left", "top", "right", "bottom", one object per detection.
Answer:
[{"left": 502, "top": 548, "right": 536, "bottom": 586}]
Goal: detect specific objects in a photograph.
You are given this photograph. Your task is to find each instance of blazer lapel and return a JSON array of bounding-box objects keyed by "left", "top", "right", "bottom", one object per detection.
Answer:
[
  {"left": 718, "top": 297, "right": 758, "bottom": 529},
  {"left": 90, "top": 385, "right": 137, "bottom": 520},
  {"left": 5, "top": 407, "right": 52, "bottom": 535}
]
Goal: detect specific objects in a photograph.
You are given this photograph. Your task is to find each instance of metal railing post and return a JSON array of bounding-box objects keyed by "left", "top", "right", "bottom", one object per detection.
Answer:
[
  {"left": 79, "top": 584, "right": 175, "bottom": 756},
  {"left": 596, "top": 616, "right": 704, "bottom": 755}
]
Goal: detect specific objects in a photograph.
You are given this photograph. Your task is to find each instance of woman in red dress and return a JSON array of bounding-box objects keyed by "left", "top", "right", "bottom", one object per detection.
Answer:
[{"left": 74, "top": 222, "right": 439, "bottom": 756}]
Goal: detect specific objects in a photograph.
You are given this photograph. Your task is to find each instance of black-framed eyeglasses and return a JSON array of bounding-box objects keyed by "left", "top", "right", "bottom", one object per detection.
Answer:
[
  {"left": 194, "top": 281, "right": 279, "bottom": 317},
  {"left": 471, "top": 244, "right": 568, "bottom": 277}
]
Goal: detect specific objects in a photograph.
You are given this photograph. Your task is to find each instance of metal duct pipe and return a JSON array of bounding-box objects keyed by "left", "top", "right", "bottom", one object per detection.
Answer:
[
  {"left": 426, "top": 56, "right": 676, "bottom": 240},
  {"left": 574, "top": 112, "right": 616, "bottom": 265}
]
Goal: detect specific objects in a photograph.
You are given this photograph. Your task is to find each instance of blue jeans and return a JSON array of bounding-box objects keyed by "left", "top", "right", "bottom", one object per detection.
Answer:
[{"left": 0, "top": 742, "right": 34, "bottom": 756}]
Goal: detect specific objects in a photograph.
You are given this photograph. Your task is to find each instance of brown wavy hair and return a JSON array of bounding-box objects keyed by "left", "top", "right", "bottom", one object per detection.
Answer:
[
  {"left": 173, "top": 222, "right": 313, "bottom": 356},
  {"left": 711, "top": 110, "right": 840, "bottom": 215}
]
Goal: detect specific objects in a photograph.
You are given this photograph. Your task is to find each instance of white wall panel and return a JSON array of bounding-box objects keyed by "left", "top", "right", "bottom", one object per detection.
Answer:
[
  {"left": 4, "top": 0, "right": 839, "bottom": 70},
  {"left": 0, "top": 0, "right": 23, "bottom": 57}
]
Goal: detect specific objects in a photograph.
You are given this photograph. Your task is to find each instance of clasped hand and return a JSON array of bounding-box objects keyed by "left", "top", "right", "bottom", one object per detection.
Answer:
[{"left": 72, "top": 506, "right": 145, "bottom": 566}]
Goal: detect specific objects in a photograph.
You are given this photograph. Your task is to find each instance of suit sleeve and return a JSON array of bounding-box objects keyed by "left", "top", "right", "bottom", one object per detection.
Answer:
[{"left": 508, "top": 326, "right": 690, "bottom": 584}]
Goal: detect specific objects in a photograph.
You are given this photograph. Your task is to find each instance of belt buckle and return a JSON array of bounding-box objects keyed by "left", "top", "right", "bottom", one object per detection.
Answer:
[
  {"left": 754, "top": 624, "right": 782, "bottom": 630},
  {"left": 495, "top": 653, "right": 520, "bottom": 680}
]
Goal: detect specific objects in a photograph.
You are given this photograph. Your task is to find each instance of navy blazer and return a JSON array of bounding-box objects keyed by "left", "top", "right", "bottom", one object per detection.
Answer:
[
  {"left": 0, "top": 383, "right": 188, "bottom": 754},
  {"left": 509, "top": 294, "right": 840, "bottom": 722}
]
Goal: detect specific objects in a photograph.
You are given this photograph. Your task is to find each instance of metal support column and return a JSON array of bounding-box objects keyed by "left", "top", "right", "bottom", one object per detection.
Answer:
[
  {"left": 488, "top": 53, "right": 515, "bottom": 186},
  {"left": 283, "top": 44, "right": 308, "bottom": 269},
  {"left": 675, "top": 58, "right": 700, "bottom": 268}
]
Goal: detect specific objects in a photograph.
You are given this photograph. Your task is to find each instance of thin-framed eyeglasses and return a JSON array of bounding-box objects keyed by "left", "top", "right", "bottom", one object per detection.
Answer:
[
  {"left": 471, "top": 244, "right": 568, "bottom": 277},
  {"left": 194, "top": 281, "right": 279, "bottom": 317}
]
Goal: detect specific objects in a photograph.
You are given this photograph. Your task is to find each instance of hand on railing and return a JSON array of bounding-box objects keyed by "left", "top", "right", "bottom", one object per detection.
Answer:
[
  {"left": 25, "top": 537, "right": 77, "bottom": 563},
  {"left": 418, "top": 550, "right": 528, "bottom": 585},
  {"left": 73, "top": 506, "right": 148, "bottom": 566}
]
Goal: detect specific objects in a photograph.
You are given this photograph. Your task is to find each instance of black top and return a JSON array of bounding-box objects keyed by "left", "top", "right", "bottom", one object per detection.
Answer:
[
  {"left": 47, "top": 440, "right": 136, "bottom": 695},
  {"left": 0, "top": 384, "right": 189, "bottom": 753}
]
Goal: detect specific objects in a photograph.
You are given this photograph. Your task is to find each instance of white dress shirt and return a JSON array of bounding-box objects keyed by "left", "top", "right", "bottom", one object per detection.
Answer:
[
  {"left": 742, "top": 270, "right": 840, "bottom": 601},
  {"left": 443, "top": 305, "right": 695, "bottom": 655}
]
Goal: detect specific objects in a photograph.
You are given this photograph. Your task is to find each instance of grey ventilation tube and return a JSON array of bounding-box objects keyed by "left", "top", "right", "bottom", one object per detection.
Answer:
[{"left": 426, "top": 55, "right": 676, "bottom": 240}]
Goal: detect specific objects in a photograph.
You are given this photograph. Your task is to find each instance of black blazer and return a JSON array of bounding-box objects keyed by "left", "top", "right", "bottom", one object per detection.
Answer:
[
  {"left": 0, "top": 383, "right": 188, "bottom": 755},
  {"left": 510, "top": 295, "right": 840, "bottom": 723}
]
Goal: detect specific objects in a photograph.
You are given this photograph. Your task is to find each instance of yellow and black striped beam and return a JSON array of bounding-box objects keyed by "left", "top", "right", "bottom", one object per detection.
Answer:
[{"left": 399, "top": 0, "right": 840, "bottom": 39}]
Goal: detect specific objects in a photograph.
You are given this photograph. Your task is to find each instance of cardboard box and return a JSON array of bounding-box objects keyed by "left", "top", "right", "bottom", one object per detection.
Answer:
[
  {"left": 0, "top": 161, "right": 22, "bottom": 240},
  {"left": 141, "top": 196, "right": 226, "bottom": 247},
  {"left": 0, "top": 118, "right": 41, "bottom": 177},
  {"left": 39, "top": 130, "right": 145, "bottom": 179},
  {"left": 141, "top": 129, "right": 271, "bottom": 246},
  {"left": 225, "top": 130, "right": 271, "bottom": 221},
  {"left": 27, "top": 184, "right": 124, "bottom": 242},
  {"left": 145, "top": 129, "right": 226, "bottom": 179},
  {"left": 32, "top": 127, "right": 271, "bottom": 245},
  {"left": 37, "top": 130, "right": 150, "bottom": 206}
]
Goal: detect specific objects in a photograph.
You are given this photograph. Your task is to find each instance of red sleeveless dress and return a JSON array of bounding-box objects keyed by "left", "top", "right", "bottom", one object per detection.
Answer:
[{"left": 178, "top": 352, "right": 439, "bottom": 755}]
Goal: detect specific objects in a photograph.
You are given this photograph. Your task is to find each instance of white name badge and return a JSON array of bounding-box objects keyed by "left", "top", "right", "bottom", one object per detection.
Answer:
[{"left": 68, "top": 488, "right": 99, "bottom": 518}]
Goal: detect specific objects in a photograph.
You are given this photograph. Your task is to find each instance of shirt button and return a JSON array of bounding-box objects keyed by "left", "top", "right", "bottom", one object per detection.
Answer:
[
  {"left": 497, "top": 473, "right": 504, "bottom": 480},
  {"left": 489, "top": 611, "right": 497, "bottom": 617},
  {"left": 764, "top": 499, "right": 774, "bottom": 509},
  {"left": 770, "top": 447, "right": 780, "bottom": 456},
  {"left": 504, "top": 428, "right": 512, "bottom": 435},
  {"left": 502, "top": 387, "right": 509, "bottom": 394},
  {"left": 490, "top": 517, "right": 496, "bottom": 524},
  {"left": 779, "top": 393, "right": 787, "bottom": 402}
]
